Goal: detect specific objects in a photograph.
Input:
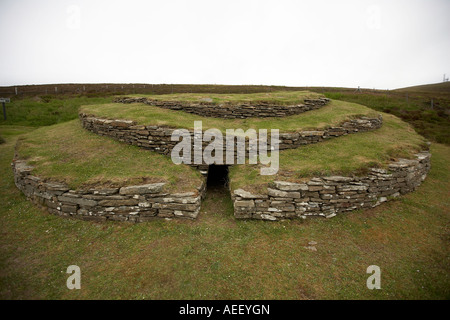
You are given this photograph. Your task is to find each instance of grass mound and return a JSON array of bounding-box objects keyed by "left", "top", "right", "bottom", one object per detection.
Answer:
[
  {"left": 15, "top": 120, "right": 202, "bottom": 191},
  {"left": 229, "top": 113, "right": 428, "bottom": 193},
  {"left": 126, "top": 90, "right": 324, "bottom": 104},
  {"left": 79, "top": 91, "right": 427, "bottom": 196},
  {"left": 80, "top": 91, "right": 426, "bottom": 195},
  {"left": 81, "top": 99, "right": 379, "bottom": 133}
]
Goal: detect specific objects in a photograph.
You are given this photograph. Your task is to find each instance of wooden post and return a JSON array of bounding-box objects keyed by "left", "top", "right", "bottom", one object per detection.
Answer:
[{"left": 1, "top": 98, "right": 10, "bottom": 120}]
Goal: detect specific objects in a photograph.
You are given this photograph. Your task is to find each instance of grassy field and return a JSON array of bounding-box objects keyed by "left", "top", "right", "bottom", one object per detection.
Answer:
[
  {"left": 229, "top": 113, "right": 427, "bottom": 193},
  {"left": 0, "top": 128, "right": 449, "bottom": 299},
  {"left": 0, "top": 95, "right": 112, "bottom": 127},
  {"left": 0, "top": 85, "right": 449, "bottom": 300},
  {"left": 14, "top": 121, "right": 202, "bottom": 191},
  {"left": 81, "top": 98, "right": 378, "bottom": 133}
]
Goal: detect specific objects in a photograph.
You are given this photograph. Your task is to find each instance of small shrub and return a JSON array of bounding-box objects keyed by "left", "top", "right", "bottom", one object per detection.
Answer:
[{"left": 40, "top": 95, "right": 54, "bottom": 103}]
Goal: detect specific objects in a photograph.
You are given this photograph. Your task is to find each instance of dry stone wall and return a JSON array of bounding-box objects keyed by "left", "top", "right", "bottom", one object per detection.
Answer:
[
  {"left": 232, "top": 151, "right": 431, "bottom": 221},
  {"left": 113, "top": 97, "right": 331, "bottom": 119},
  {"left": 12, "top": 160, "right": 206, "bottom": 222},
  {"left": 277, "top": 116, "right": 382, "bottom": 149},
  {"left": 79, "top": 113, "right": 383, "bottom": 169},
  {"left": 13, "top": 95, "right": 431, "bottom": 223}
]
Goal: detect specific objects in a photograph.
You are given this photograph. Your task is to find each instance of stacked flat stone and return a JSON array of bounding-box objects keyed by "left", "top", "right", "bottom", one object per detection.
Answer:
[
  {"left": 113, "top": 97, "right": 330, "bottom": 119},
  {"left": 12, "top": 160, "right": 205, "bottom": 222},
  {"left": 79, "top": 113, "right": 383, "bottom": 168},
  {"left": 232, "top": 152, "right": 431, "bottom": 221}
]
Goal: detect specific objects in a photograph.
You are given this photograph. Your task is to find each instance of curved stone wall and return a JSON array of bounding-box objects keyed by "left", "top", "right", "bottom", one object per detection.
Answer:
[
  {"left": 278, "top": 116, "right": 382, "bottom": 149},
  {"left": 113, "top": 97, "right": 331, "bottom": 119},
  {"left": 12, "top": 87, "right": 431, "bottom": 223},
  {"left": 79, "top": 113, "right": 383, "bottom": 167},
  {"left": 13, "top": 149, "right": 431, "bottom": 222},
  {"left": 12, "top": 159, "right": 206, "bottom": 222},
  {"left": 231, "top": 151, "right": 431, "bottom": 220}
]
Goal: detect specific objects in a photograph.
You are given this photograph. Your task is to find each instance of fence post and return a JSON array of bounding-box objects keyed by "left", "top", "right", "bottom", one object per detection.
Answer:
[{"left": 2, "top": 101, "right": 6, "bottom": 120}]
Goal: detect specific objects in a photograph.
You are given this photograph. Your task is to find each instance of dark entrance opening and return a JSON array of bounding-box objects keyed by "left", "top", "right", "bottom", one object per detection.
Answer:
[{"left": 206, "top": 165, "right": 229, "bottom": 190}]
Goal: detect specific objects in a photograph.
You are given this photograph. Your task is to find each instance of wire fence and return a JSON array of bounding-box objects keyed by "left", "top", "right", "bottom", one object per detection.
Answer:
[
  {"left": 0, "top": 83, "right": 310, "bottom": 98},
  {"left": 0, "top": 83, "right": 447, "bottom": 112}
]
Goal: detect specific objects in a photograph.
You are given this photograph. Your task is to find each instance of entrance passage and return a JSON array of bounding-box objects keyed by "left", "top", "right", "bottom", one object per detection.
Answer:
[
  {"left": 202, "top": 165, "right": 232, "bottom": 218},
  {"left": 206, "top": 165, "right": 229, "bottom": 190}
]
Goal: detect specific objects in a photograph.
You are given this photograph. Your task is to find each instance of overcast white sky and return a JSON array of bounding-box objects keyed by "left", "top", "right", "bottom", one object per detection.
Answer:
[{"left": 0, "top": 0, "right": 449, "bottom": 89}]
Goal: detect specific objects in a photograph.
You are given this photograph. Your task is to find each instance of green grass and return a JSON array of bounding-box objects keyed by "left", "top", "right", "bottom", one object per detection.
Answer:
[
  {"left": 229, "top": 113, "right": 427, "bottom": 193},
  {"left": 0, "top": 87, "right": 448, "bottom": 300},
  {"left": 0, "top": 125, "right": 36, "bottom": 138},
  {"left": 0, "top": 128, "right": 449, "bottom": 299},
  {"left": 324, "top": 92, "right": 450, "bottom": 145},
  {"left": 81, "top": 99, "right": 378, "bottom": 133},
  {"left": 127, "top": 90, "right": 324, "bottom": 104},
  {"left": 0, "top": 95, "right": 113, "bottom": 127},
  {"left": 14, "top": 121, "right": 202, "bottom": 191}
]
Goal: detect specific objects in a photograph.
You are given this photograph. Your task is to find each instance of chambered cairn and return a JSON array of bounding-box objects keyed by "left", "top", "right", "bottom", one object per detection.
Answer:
[{"left": 12, "top": 92, "right": 431, "bottom": 222}]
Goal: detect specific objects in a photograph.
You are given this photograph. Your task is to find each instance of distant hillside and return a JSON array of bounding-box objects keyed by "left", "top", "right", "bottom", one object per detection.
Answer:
[
  {"left": 395, "top": 81, "right": 450, "bottom": 93},
  {"left": 0, "top": 83, "right": 310, "bottom": 97},
  {"left": 324, "top": 82, "right": 450, "bottom": 145}
]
